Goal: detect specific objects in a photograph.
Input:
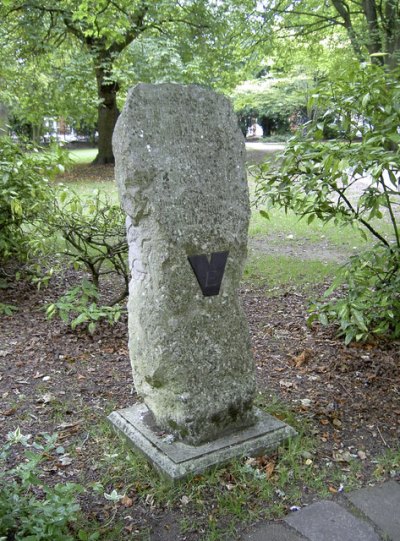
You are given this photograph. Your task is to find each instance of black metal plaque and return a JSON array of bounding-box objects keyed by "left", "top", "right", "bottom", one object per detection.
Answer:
[{"left": 188, "top": 251, "right": 229, "bottom": 297}]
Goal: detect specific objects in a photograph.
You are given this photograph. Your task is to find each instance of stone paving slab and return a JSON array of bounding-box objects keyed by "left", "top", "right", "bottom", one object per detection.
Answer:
[
  {"left": 240, "top": 522, "right": 308, "bottom": 541},
  {"left": 346, "top": 481, "right": 400, "bottom": 541},
  {"left": 285, "top": 500, "right": 381, "bottom": 541}
]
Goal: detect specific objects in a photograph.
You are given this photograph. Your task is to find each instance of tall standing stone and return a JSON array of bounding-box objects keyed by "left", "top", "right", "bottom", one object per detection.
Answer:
[{"left": 113, "top": 83, "right": 255, "bottom": 445}]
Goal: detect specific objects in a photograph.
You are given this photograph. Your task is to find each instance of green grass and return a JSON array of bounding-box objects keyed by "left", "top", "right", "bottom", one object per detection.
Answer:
[
  {"left": 68, "top": 148, "right": 98, "bottom": 164},
  {"left": 249, "top": 207, "right": 368, "bottom": 248},
  {"left": 243, "top": 252, "right": 339, "bottom": 291},
  {"left": 70, "top": 397, "right": 363, "bottom": 540},
  {"left": 66, "top": 180, "right": 118, "bottom": 200}
]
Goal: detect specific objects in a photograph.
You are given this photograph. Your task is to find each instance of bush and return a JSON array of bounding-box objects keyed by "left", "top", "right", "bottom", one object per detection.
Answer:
[
  {"left": 0, "top": 141, "right": 129, "bottom": 332},
  {"left": 44, "top": 188, "right": 129, "bottom": 332},
  {"left": 255, "top": 62, "right": 400, "bottom": 343},
  {"left": 0, "top": 137, "right": 66, "bottom": 268}
]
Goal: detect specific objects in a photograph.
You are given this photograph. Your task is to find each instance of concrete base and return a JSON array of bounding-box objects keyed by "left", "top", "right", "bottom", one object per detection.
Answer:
[{"left": 108, "top": 403, "right": 297, "bottom": 480}]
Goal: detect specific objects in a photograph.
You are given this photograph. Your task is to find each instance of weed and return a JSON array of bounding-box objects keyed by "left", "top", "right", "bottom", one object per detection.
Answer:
[
  {"left": 0, "top": 429, "right": 87, "bottom": 541},
  {"left": 373, "top": 448, "right": 400, "bottom": 480}
]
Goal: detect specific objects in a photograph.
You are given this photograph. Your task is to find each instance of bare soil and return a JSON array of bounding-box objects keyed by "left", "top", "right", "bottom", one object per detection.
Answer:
[{"left": 1, "top": 271, "right": 399, "bottom": 539}]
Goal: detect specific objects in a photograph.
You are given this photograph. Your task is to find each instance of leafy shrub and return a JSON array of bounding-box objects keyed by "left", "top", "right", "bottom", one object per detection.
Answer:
[
  {"left": 46, "top": 278, "right": 122, "bottom": 333},
  {"left": 0, "top": 429, "right": 83, "bottom": 540},
  {"left": 0, "top": 137, "right": 66, "bottom": 267},
  {"left": 41, "top": 188, "right": 129, "bottom": 331},
  {"left": 48, "top": 188, "right": 129, "bottom": 302},
  {"left": 255, "top": 62, "right": 400, "bottom": 342},
  {"left": 0, "top": 141, "right": 128, "bottom": 332},
  {"left": 309, "top": 247, "right": 400, "bottom": 343}
]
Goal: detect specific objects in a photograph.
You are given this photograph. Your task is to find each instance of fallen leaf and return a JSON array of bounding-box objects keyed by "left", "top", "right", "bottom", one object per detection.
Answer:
[
  {"left": 1, "top": 407, "right": 17, "bottom": 416},
  {"left": 121, "top": 495, "right": 134, "bottom": 507},
  {"left": 357, "top": 450, "right": 367, "bottom": 460},
  {"left": 332, "top": 419, "right": 342, "bottom": 428},
  {"left": 328, "top": 486, "right": 337, "bottom": 494},
  {"left": 59, "top": 454, "right": 73, "bottom": 466},
  {"left": 279, "top": 380, "right": 293, "bottom": 389},
  {"left": 332, "top": 450, "right": 353, "bottom": 463},
  {"left": 37, "top": 393, "right": 56, "bottom": 404},
  {"left": 265, "top": 461, "right": 275, "bottom": 479},
  {"left": 292, "top": 349, "right": 312, "bottom": 368}
]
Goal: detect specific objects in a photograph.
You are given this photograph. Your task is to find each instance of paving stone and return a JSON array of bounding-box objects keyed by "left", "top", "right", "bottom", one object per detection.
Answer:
[
  {"left": 347, "top": 481, "right": 400, "bottom": 540},
  {"left": 240, "top": 522, "right": 307, "bottom": 541},
  {"left": 285, "top": 501, "right": 380, "bottom": 541}
]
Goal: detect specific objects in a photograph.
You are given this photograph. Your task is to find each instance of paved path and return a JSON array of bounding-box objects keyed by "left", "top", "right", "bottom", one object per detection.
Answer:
[{"left": 240, "top": 480, "right": 400, "bottom": 541}]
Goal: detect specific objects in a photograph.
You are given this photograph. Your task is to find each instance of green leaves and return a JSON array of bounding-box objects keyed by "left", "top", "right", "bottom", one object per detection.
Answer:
[
  {"left": 0, "top": 433, "right": 84, "bottom": 541},
  {"left": 46, "top": 279, "right": 124, "bottom": 333},
  {"left": 0, "top": 137, "right": 68, "bottom": 264},
  {"left": 309, "top": 246, "right": 400, "bottom": 343},
  {"left": 256, "top": 62, "right": 400, "bottom": 342}
]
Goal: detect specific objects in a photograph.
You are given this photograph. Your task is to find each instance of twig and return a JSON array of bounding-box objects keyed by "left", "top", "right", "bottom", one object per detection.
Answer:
[
  {"left": 79, "top": 432, "right": 90, "bottom": 449},
  {"left": 376, "top": 425, "right": 390, "bottom": 448}
]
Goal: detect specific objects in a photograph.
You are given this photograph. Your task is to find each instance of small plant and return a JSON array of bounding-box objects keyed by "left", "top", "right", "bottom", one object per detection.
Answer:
[
  {"left": 0, "top": 302, "right": 18, "bottom": 316},
  {"left": 46, "top": 279, "right": 123, "bottom": 333},
  {"left": 0, "top": 429, "right": 83, "bottom": 540}
]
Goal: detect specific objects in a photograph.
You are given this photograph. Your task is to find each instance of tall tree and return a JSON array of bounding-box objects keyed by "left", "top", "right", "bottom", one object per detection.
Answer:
[
  {"left": 1, "top": 0, "right": 259, "bottom": 164},
  {"left": 263, "top": 0, "right": 400, "bottom": 68}
]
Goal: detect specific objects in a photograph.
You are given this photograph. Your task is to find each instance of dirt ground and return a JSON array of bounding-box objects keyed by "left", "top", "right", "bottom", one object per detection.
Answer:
[{"left": 1, "top": 271, "right": 399, "bottom": 539}]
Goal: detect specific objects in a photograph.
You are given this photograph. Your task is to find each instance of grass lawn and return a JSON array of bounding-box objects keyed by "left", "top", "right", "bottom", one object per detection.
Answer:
[
  {"left": 63, "top": 146, "right": 373, "bottom": 290},
  {"left": 68, "top": 147, "right": 98, "bottom": 164}
]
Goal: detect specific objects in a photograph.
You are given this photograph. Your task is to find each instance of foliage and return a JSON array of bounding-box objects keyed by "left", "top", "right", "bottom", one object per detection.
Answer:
[
  {"left": 0, "top": 0, "right": 261, "bottom": 163},
  {"left": 46, "top": 279, "right": 123, "bottom": 333},
  {"left": 255, "top": 62, "right": 400, "bottom": 342},
  {"left": 0, "top": 140, "right": 128, "bottom": 331},
  {"left": 0, "top": 302, "right": 18, "bottom": 315},
  {"left": 50, "top": 188, "right": 128, "bottom": 294},
  {"left": 263, "top": 0, "right": 400, "bottom": 68},
  {"left": 233, "top": 75, "right": 312, "bottom": 135},
  {"left": 310, "top": 247, "right": 400, "bottom": 343},
  {"left": 39, "top": 188, "right": 129, "bottom": 331},
  {"left": 0, "top": 137, "right": 66, "bottom": 267},
  {"left": 0, "top": 429, "right": 83, "bottom": 540}
]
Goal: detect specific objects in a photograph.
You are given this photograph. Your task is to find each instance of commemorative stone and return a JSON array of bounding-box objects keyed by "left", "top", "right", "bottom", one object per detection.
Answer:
[{"left": 109, "top": 83, "right": 296, "bottom": 477}]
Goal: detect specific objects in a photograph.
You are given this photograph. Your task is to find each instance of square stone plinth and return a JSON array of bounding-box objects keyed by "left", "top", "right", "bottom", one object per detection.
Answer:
[{"left": 108, "top": 403, "right": 297, "bottom": 480}]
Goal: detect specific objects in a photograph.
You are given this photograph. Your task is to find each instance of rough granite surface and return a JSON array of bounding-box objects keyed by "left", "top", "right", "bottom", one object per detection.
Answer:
[{"left": 112, "top": 83, "right": 255, "bottom": 445}]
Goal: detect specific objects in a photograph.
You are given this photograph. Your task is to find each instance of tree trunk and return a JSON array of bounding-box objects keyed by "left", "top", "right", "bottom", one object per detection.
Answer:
[
  {"left": 384, "top": 0, "right": 400, "bottom": 68},
  {"left": 93, "top": 68, "right": 119, "bottom": 165},
  {"left": 361, "top": 0, "right": 384, "bottom": 63},
  {"left": 331, "top": 0, "right": 364, "bottom": 60}
]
